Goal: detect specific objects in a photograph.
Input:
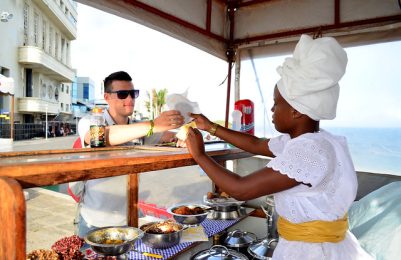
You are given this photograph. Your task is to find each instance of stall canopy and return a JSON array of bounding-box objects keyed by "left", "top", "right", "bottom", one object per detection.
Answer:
[
  {"left": 0, "top": 74, "right": 14, "bottom": 95},
  {"left": 76, "top": 0, "right": 401, "bottom": 124},
  {"left": 76, "top": 0, "right": 401, "bottom": 60},
  {"left": 0, "top": 74, "right": 15, "bottom": 140}
]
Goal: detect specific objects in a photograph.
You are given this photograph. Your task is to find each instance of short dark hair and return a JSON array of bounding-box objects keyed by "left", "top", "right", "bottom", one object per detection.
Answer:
[{"left": 104, "top": 71, "right": 132, "bottom": 92}]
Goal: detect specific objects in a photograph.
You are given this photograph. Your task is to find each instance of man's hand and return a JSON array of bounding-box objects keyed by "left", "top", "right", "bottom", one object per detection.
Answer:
[{"left": 154, "top": 110, "right": 184, "bottom": 132}]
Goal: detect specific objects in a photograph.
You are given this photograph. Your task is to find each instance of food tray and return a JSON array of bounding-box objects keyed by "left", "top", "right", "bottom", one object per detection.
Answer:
[{"left": 203, "top": 195, "right": 244, "bottom": 207}]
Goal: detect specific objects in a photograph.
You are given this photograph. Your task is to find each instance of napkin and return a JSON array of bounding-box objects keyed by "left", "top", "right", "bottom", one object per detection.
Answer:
[
  {"left": 181, "top": 225, "right": 208, "bottom": 243},
  {"left": 166, "top": 90, "right": 201, "bottom": 123}
]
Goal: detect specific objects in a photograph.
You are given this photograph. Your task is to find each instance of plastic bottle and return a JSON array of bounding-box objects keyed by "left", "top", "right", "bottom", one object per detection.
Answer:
[
  {"left": 89, "top": 107, "right": 106, "bottom": 148},
  {"left": 231, "top": 109, "right": 242, "bottom": 131}
]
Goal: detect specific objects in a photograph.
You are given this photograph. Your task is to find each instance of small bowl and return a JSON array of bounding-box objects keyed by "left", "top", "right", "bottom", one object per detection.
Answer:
[
  {"left": 84, "top": 226, "right": 143, "bottom": 256},
  {"left": 167, "top": 204, "right": 209, "bottom": 226},
  {"left": 140, "top": 221, "right": 184, "bottom": 249}
]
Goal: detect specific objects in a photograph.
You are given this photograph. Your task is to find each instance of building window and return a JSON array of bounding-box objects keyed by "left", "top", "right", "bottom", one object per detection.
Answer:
[
  {"left": 66, "top": 85, "right": 69, "bottom": 94},
  {"left": 55, "top": 88, "right": 59, "bottom": 101},
  {"left": 48, "top": 85, "right": 54, "bottom": 100},
  {"left": 61, "top": 103, "right": 64, "bottom": 110},
  {"left": 61, "top": 83, "right": 64, "bottom": 92},
  {"left": 0, "top": 67, "right": 10, "bottom": 77},
  {"left": 41, "top": 84, "right": 47, "bottom": 98},
  {"left": 72, "top": 82, "right": 77, "bottom": 99},
  {"left": 49, "top": 27, "right": 53, "bottom": 55},
  {"left": 83, "top": 83, "right": 89, "bottom": 100},
  {"left": 25, "top": 69, "right": 33, "bottom": 97},
  {"left": 42, "top": 20, "right": 47, "bottom": 51},
  {"left": 34, "top": 12, "right": 39, "bottom": 46},
  {"left": 66, "top": 42, "right": 70, "bottom": 65},
  {"left": 61, "top": 38, "right": 65, "bottom": 63},
  {"left": 55, "top": 32, "right": 59, "bottom": 59},
  {"left": 23, "top": 3, "right": 29, "bottom": 45},
  {"left": 66, "top": 104, "right": 69, "bottom": 112}
]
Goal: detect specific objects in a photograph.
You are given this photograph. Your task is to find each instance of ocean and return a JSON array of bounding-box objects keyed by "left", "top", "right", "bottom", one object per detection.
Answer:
[
  {"left": 326, "top": 127, "right": 401, "bottom": 176},
  {"left": 258, "top": 126, "right": 401, "bottom": 176}
]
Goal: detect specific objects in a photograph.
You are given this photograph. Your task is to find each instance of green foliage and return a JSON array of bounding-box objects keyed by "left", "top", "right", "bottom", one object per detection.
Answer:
[{"left": 146, "top": 88, "right": 168, "bottom": 119}]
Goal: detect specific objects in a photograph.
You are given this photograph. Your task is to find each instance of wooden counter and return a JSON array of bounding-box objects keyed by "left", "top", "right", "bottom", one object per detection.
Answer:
[{"left": 0, "top": 143, "right": 253, "bottom": 259}]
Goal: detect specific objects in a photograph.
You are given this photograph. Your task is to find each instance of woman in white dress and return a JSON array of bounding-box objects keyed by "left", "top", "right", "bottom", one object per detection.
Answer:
[{"left": 184, "top": 35, "right": 373, "bottom": 259}]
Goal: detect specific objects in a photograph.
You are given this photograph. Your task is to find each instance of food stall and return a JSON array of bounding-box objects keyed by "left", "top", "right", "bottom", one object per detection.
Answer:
[
  {"left": 0, "top": 144, "right": 255, "bottom": 258},
  {"left": 1, "top": 0, "right": 401, "bottom": 259}
]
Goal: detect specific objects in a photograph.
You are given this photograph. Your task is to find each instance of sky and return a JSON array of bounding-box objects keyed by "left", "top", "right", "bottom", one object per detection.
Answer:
[{"left": 71, "top": 3, "right": 401, "bottom": 136}]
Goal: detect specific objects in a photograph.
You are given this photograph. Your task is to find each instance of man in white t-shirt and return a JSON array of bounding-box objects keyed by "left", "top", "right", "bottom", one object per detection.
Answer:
[{"left": 76, "top": 71, "right": 184, "bottom": 237}]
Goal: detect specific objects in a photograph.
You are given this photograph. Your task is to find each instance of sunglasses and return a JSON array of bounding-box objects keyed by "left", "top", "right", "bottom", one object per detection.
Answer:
[{"left": 107, "top": 89, "right": 140, "bottom": 99}]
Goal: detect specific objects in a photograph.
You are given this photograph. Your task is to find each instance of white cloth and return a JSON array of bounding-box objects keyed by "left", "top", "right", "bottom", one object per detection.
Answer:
[
  {"left": 276, "top": 34, "right": 348, "bottom": 120},
  {"left": 267, "top": 130, "right": 373, "bottom": 260},
  {"left": 78, "top": 110, "right": 128, "bottom": 227},
  {"left": 349, "top": 181, "right": 401, "bottom": 260}
]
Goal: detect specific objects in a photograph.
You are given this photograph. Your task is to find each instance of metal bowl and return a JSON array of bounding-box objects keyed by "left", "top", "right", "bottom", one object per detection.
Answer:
[
  {"left": 140, "top": 221, "right": 184, "bottom": 249},
  {"left": 84, "top": 226, "right": 143, "bottom": 256},
  {"left": 167, "top": 204, "right": 209, "bottom": 226}
]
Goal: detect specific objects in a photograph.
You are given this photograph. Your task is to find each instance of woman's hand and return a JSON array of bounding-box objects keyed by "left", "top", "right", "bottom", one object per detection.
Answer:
[
  {"left": 154, "top": 110, "right": 184, "bottom": 132},
  {"left": 189, "top": 113, "right": 214, "bottom": 132},
  {"left": 185, "top": 127, "right": 206, "bottom": 158}
]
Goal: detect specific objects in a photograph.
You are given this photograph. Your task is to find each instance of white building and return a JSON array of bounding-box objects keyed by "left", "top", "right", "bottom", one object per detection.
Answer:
[{"left": 0, "top": 0, "right": 77, "bottom": 124}]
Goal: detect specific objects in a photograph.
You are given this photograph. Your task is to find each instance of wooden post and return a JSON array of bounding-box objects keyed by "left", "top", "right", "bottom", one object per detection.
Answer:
[
  {"left": 10, "top": 95, "right": 14, "bottom": 140},
  {"left": 0, "top": 177, "right": 26, "bottom": 259},
  {"left": 127, "top": 174, "right": 139, "bottom": 227}
]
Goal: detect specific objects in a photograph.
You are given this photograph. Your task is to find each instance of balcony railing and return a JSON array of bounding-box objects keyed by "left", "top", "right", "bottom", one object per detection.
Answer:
[
  {"left": 18, "top": 46, "right": 75, "bottom": 82},
  {"left": 17, "top": 97, "right": 60, "bottom": 114}
]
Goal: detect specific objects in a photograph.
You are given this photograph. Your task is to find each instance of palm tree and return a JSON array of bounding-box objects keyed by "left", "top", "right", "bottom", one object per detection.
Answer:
[{"left": 145, "top": 88, "right": 168, "bottom": 119}]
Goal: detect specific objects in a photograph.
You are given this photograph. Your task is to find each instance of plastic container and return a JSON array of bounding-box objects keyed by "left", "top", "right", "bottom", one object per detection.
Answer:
[
  {"left": 231, "top": 110, "right": 242, "bottom": 131},
  {"left": 90, "top": 107, "right": 106, "bottom": 148}
]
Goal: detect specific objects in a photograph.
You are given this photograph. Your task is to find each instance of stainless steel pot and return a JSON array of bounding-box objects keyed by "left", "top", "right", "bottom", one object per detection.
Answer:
[
  {"left": 140, "top": 221, "right": 184, "bottom": 249},
  {"left": 191, "top": 245, "right": 249, "bottom": 260},
  {"left": 224, "top": 229, "right": 257, "bottom": 257},
  {"left": 247, "top": 238, "right": 277, "bottom": 260},
  {"left": 167, "top": 204, "right": 209, "bottom": 226},
  {"left": 84, "top": 226, "right": 143, "bottom": 256}
]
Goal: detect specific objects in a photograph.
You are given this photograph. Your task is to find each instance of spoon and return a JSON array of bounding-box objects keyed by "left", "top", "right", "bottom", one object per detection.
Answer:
[{"left": 132, "top": 249, "right": 163, "bottom": 258}]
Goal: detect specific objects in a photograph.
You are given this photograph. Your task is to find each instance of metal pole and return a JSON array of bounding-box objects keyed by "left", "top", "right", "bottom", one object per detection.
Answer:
[{"left": 45, "top": 105, "right": 48, "bottom": 140}]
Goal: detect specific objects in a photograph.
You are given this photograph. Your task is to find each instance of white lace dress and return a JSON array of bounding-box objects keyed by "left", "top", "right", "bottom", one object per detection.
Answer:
[{"left": 267, "top": 130, "right": 373, "bottom": 260}]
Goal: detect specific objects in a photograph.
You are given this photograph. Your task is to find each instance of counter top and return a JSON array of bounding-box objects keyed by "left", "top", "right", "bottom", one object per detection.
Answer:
[{"left": 0, "top": 143, "right": 253, "bottom": 188}]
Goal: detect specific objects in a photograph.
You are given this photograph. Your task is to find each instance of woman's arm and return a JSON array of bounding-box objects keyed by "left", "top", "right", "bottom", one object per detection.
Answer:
[
  {"left": 185, "top": 127, "right": 299, "bottom": 201},
  {"left": 191, "top": 113, "right": 274, "bottom": 157}
]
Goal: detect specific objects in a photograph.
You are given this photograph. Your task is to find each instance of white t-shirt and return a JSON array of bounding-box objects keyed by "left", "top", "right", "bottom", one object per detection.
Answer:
[
  {"left": 77, "top": 110, "right": 161, "bottom": 227},
  {"left": 267, "top": 130, "right": 373, "bottom": 260}
]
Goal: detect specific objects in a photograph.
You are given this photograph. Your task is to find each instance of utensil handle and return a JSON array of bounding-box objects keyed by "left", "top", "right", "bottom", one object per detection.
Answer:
[{"left": 143, "top": 252, "right": 163, "bottom": 258}]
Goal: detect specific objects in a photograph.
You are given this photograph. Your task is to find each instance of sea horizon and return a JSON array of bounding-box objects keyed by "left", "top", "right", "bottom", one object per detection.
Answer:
[{"left": 256, "top": 126, "right": 401, "bottom": 176}]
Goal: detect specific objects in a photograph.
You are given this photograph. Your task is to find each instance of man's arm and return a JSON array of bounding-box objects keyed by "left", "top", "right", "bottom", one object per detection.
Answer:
[{"left": 80, "top": 110, "right": 183, "bottom": 147}]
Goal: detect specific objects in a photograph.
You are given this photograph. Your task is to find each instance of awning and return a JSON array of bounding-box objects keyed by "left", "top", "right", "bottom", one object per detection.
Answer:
[{"left": 0, "top": 74, "right": 14, "bottom": 95}]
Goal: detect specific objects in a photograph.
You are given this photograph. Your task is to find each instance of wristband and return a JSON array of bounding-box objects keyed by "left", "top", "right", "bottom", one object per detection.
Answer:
[
  {"left": 147, "top": 120, "right": 154, "bottom": 137},
  {"left": 209, "top": 123, "right": 219, "bottom": 136}
]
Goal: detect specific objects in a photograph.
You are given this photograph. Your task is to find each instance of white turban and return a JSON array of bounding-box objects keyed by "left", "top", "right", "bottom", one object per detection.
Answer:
[{"left": 276, "top": 34, "right": 348, "bottom": 120}]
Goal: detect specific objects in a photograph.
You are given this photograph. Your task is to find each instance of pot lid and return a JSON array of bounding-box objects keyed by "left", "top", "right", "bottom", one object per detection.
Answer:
[
  {"left": 192, "top": 245, "right": 248, "bottom": 260},
  {"left": 224, "top": 229, "right": 257, "bottom": 248},
  {"left": 247, "top": 238, "right": 278, "bottom": 260}
]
